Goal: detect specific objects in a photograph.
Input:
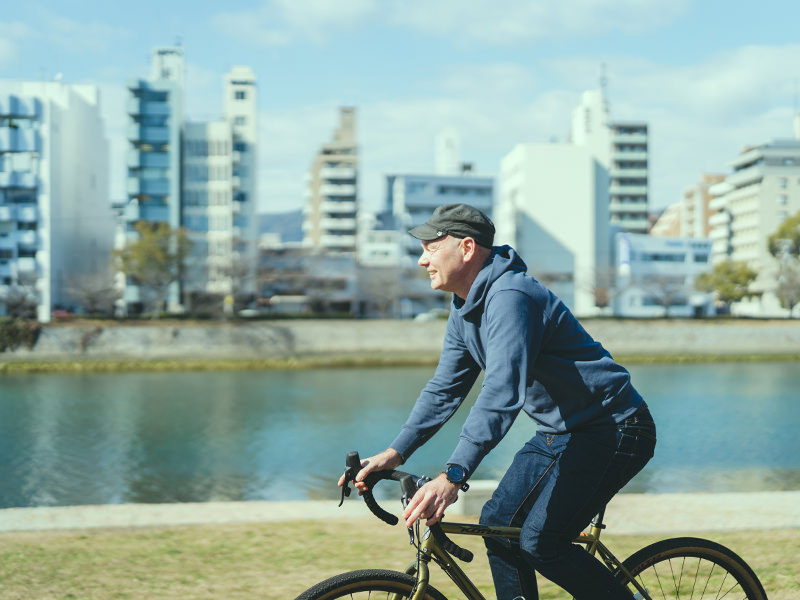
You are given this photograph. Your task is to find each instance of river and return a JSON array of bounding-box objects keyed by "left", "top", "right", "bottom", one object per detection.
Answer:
[{"left": 0, "top": 362, "right": 798, "bottom": 508}]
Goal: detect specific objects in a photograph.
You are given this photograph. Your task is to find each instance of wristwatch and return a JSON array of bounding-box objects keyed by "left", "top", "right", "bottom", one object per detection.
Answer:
[{"left": 444, "top": 464, "right": 470, "bottom": 492}]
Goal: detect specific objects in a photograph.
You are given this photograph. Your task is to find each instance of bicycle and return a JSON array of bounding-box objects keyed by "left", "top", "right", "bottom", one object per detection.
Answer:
[{"left": 296, "top": 451, "right": 768, "bottom": 600}]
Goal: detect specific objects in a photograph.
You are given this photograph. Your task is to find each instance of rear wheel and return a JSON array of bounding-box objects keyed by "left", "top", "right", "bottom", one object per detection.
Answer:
[
  {"left": 616, "top": 536, "right": 767, "bottom": 600},
  {"left": 295, "top": 569, "right": 448, "bottom": 600}
]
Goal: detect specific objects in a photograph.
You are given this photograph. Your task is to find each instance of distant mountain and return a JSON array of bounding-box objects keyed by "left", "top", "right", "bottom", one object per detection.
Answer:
[{"left": 258, "top": 209, "right": 304, "bottom": 242}]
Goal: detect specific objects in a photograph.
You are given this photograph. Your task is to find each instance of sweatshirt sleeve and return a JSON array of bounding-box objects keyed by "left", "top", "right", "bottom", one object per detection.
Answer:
[
  {"left": 389, "top": 315, "right": 481, "bottom": 462},
  {"left": 447, "top": 289, "right": 543, "bottom": 474}
]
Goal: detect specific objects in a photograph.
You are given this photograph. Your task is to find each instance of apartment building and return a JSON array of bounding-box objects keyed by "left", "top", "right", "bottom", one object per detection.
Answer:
[
  {"left": 708, "top": 137, "right": 800, "bottom": 316},
  {"left": 124, "top": 47, "right": 184, "bottom": 311},
  {"left": 570, "top": 90, "right": 650, "bottom": 233},
  {"left": 123, "top": 47, "right": 259, "bottom": 313},
  {"left": 181, "top": 67, "right": 258, "bottom": 302},
  {"left": 651, "top": 173, "right": 726, "bottom": 239},
  {"left": 0, "top": 81, "right": 114, "bottom": 322},
  {"left": 614, "top": 233, "right": 713, "bottom": 318},
  {"left": 302, "top": 107, "right": 359, "bottom": 255}
]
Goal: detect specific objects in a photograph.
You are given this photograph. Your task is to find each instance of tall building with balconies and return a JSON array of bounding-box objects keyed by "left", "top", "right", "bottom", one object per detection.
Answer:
[
  {"left": 123, "top": 48, "right": 259, "bottom": 314},
  {"left": 570, "top": 89, "right": 650, "bottom": 234},
  {"left": 609, "top": 122, "right": 649, "bottom": 233},
  {"left": 303, "top": 108, "right": 358, "bottom": 255},
  {"left": 708, "top": 138, "right": 800, "bottom": 316},
  {"left": 0, "top": 81, "right": 113, "bottom": 321},
  {"left": 124, "top": 47, "right": 184, "bottom": 312}
]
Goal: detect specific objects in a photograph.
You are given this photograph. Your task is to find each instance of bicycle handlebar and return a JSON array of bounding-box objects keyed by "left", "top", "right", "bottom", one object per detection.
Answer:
[{"left": 340, "top": 451, "right": 474, "bottom": 563}]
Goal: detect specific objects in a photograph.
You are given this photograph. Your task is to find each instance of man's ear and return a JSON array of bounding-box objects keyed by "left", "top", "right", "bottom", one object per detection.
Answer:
[{"left": 460, "top": 237, "right": 477, "bottom": 261}]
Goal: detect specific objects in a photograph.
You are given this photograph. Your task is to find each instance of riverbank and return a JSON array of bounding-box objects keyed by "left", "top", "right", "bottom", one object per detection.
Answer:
[
  {"left": 2, "top": 490, "right": 799, "bottom": 535},
  {"left": 2, "top": 318, "right": 799, "bottom": 373}
]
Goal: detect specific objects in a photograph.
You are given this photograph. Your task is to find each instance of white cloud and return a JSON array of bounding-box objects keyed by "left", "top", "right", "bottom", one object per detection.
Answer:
[
  {"left": 212, "top": 0, "right": 379, "bottom": 47},
  {"left": 31, "top": 6, "right": 133, "bottom": 53},
  {"left": 387, "top": 0, "right": 690, "bottom": 45},
  {"left": 0, "top": 20, "right": 33, "bottom": 68}
]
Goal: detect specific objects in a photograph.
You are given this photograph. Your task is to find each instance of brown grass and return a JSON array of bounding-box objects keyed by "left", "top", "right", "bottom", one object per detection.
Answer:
[{"left": 0, "top": 519, "right": 796, "bottom": 599}]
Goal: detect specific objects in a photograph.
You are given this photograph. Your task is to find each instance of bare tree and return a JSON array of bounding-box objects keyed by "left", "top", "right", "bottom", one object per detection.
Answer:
[
  {"left": 63, "top": 267, "right": 120, "bottom": 315},
  {"left": 1, "top": 283, "right": 37, "bottom": 319}
]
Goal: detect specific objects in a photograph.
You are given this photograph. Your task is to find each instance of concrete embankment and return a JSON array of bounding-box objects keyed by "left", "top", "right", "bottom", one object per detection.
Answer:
[{"left": 3, "top": 318, "right": 800, "bottom": 365}]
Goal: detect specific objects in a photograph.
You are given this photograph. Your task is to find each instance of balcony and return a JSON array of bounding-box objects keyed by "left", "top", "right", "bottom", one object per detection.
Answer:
[
  {"left": 321, "top": 200, "right": 356, "bottom": 214},
  {"left": 609, "top": 168, "right": 647, "bottom": 179},
  {"left": 127, "top": 124, "right": 170, "bottom": 144},
  {"left": 320, "top": 234, "right": 356, "bottom": 249},
  {"left": 609, "top": 185, "right": 648, "bottom": 197},
  {"left": 127, "top": 98, "right": 170, "bottom": 117},
  {"left": 16, "top": 205, "right": 37, "bottom": 222},
  {"left": 16, "top": 230, "right": 38, "bottom": 246},
  {"left": 609, "top": 200, "right": 648, "bottom": 213},
  {"left": 612, "top": 133, "right": 647, "bottom": 145},
  {"left": 140, "top": 178, "right": 170, "bottom": 196},
  {"left": 610, "top": 217, "right": 650, "bottom": 232},
  {"left": 320, "top": 183, "right": 356, "bottom": 197},
  {"left": 16, "top": 256, "right": 37, "bottom": 273},
  {"left": 128, "top": 149, "right": 170, "bottom": 169},
  {"left": 124, "top": 202, "right": 140, "bottom": 221},
  {"left": 320, "top": 166, "right": 356, "bottom": 180},
  {"left": 321, "top": 217, "right": 357, "bottom": 231},
  {"left": 0, "top": 205, "right": 14, "bottom": 220},
  {"left": 611, "top": 151, "right": 648, "bottom": 162},
  {"left": 709, "top": 211, "right": 730, "bottom": 226}
]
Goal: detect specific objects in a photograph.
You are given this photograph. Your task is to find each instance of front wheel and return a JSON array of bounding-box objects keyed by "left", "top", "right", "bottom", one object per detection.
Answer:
[
  {"left": 616, "top": 536, "right": 767, "bottom": 600},
  {"left": 295, "top": 569, "right": 448, "bottom": 600}
]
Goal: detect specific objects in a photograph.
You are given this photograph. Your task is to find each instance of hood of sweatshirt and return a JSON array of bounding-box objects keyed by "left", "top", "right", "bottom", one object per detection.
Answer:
[{"left": 454, "top": 245, "right": 526, "bottom": 318}]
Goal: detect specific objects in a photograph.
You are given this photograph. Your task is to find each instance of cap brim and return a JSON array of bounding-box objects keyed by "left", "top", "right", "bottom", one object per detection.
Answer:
[{"left": 408, "top": 222, "right": 445, "bottom": 241}]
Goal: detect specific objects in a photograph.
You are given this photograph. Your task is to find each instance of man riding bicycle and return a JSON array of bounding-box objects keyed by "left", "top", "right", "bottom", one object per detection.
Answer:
[{"left": 343, "top": 203, "right": 656, "bottom": 600}]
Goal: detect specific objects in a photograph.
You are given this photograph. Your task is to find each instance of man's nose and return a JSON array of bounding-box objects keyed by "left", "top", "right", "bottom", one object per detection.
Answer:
[{"left": 418, "top": 250, "right": 429, "bottom": 266}]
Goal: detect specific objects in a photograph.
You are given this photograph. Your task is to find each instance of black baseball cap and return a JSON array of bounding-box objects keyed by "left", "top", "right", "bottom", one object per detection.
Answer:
[{"left": 408, "top": 204, "right": 495, "bottom": 248}]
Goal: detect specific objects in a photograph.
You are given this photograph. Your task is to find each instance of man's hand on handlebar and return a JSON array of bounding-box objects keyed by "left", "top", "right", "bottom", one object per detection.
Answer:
[
  {"left": 337, "top": 448, "right": 404, "bottom": 493},
  {"left": 402, "top": 474, "right": 460, "bottom": 527}
]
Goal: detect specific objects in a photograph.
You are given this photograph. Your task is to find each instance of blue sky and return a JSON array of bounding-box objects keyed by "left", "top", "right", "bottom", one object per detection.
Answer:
[{"left": 2, "top": 0, "right": 799, "bottom": 215}]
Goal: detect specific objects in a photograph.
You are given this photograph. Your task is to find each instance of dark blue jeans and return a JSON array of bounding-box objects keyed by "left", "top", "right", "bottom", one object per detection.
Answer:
[{"left": 479, "top": 403, "right": 656, "bottom": 600}]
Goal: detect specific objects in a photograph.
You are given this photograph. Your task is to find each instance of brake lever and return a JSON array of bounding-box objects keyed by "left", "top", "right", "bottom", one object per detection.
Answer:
[{"left": 339, "top": 451, "right": 362, "bottom": 507}]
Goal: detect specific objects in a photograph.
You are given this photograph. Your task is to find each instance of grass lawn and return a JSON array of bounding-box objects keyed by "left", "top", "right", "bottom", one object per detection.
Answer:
[{"left": 0, "top": 519, "right": 796, "bottom": 599}]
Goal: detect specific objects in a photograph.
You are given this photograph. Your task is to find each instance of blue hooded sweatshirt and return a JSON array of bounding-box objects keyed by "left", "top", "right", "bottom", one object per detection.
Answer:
[{"left": 390, "top": 245, "right": 643, "bottom": 477}]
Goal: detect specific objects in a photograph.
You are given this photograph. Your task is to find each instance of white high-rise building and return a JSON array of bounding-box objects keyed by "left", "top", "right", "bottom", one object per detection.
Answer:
[
  {"left": 708, "top": 138, "right": 800, "bottom": 316},
  {"left": 225, "top": 67, "right": 258, "bottom": 298},
  {"left": 570, "top": 89, "right": 650, "bottom": 234},
  {"left": 0, "top": 81, "right": 114, "bottom": 322},
  {"left": 496, "top": 143, "right": 610, "bottom": 315}
]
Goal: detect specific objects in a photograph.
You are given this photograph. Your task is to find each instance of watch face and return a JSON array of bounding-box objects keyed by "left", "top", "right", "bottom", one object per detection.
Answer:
[{"left": 446, "top": 464, "right": 467, "bottom": 483}]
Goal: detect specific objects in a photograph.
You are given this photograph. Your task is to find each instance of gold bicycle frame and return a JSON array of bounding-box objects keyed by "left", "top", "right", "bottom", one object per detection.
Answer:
[{"left": 398, "top": 521, "right": 649, "bottom": 600}]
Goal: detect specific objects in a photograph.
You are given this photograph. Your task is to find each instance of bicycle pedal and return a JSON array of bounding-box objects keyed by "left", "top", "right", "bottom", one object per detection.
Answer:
[{"left": 632, "top": 589, "right": 649, "bottom": 599}]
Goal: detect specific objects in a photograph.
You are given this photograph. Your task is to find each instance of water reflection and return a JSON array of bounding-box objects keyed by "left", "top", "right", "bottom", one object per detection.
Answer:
[{"left": 0, "top": 362, "right": 798, "bottom": 508}]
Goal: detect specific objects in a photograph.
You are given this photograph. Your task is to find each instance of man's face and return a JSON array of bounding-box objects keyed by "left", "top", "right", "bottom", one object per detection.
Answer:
[{"left": 418, "top": 236, "right": 466, "bottom": 294}]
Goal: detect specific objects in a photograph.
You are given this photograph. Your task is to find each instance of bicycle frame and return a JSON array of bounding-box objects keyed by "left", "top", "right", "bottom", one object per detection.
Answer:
[{"left": 401, "top": 521, "right": 650, "bottom": 600}]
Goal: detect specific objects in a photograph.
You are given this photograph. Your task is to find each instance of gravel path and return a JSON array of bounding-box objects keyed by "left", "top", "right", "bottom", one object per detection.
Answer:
[{"left": 1, "top": 490, "right": 798, "bottom": 535}]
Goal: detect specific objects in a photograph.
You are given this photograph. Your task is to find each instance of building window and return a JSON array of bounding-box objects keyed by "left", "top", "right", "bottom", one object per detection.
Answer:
[
  {"left": 235, "top": 90, "right": 246, "bottom": 100},
  {"left": 778, "top": 195, "right": 788, "bottom": 206},
  {"left": 779, "top": 177, "right": 787, "bottom": 188},
  {"left": 234, "top": 116, "right": 246, "bottom": 126}
]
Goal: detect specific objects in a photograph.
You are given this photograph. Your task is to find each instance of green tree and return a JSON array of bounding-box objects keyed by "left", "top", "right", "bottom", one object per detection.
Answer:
[
  {"left": 113, "top": 221, "right": 193, "bottom": 317},
  {"left": 694, "top": 260, "right": 758, "bottom": 310},
  {"left": 767, "top": 210, "right": 800, "bottom": 316}
]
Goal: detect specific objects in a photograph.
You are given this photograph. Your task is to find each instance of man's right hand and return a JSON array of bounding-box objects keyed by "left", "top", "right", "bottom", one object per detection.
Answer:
[{"left": 337, "top": 448, "right": 404, "bottom": 492}]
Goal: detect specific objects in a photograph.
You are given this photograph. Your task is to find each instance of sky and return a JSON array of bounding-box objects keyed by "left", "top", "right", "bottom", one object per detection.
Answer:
[{"left": 2, "top": 0, "right": 800, "bottom": 216}]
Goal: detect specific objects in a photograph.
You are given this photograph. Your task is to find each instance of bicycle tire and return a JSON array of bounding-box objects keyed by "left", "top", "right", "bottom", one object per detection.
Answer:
[
  {"left": 295, "top": 569, "right": 449, "bottom": 600},
  {"left": 616, "top": 536, "right": 767, "bottom": 600}
]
